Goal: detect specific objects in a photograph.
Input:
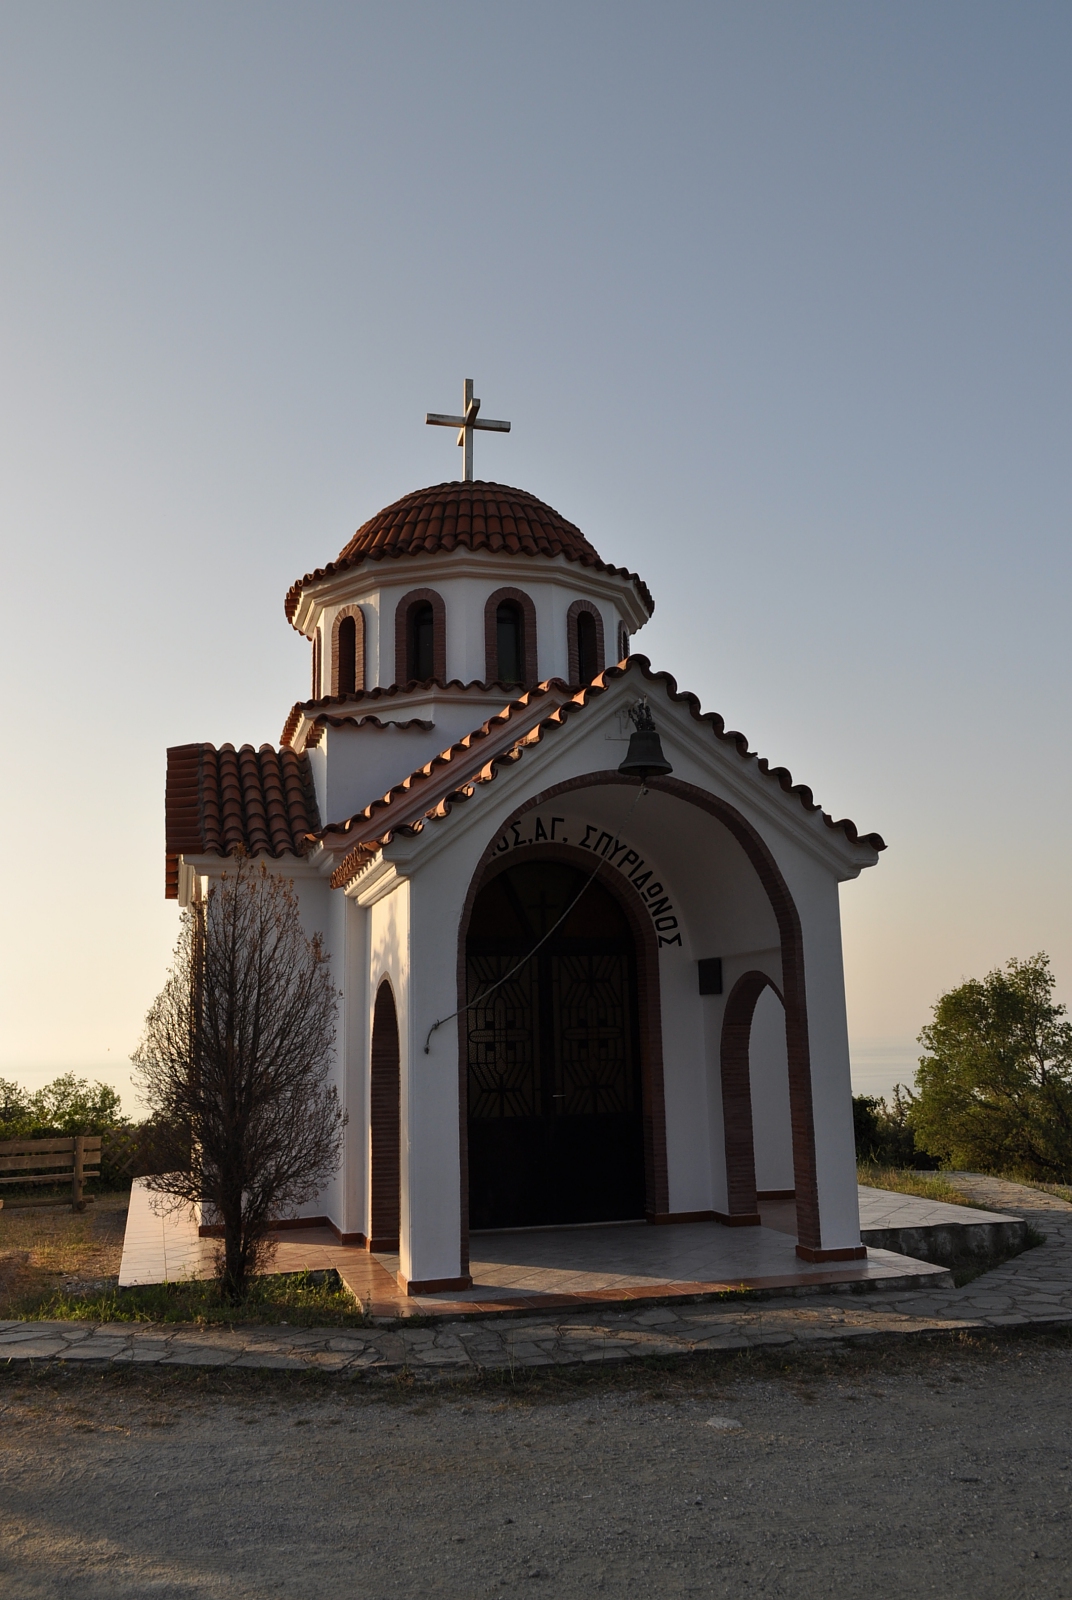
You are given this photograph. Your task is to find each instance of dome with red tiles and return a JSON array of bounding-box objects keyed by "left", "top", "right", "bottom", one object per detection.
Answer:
[{"left": 285, "top": 481, "right": 653, "bottom": 622}]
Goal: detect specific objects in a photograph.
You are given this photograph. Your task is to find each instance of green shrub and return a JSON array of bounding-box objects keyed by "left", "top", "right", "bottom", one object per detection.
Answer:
[
  {"left": 852, "top": 1087, "right": 937, "bottom": 1168},
  {"left": 912, "top": 954, "right": 1072, "bottom": 1181}
]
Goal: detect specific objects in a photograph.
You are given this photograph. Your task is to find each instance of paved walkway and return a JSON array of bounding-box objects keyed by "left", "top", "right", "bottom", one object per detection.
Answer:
[
  {"left": 117, "top": 1180, "right": 961, "bottom": 1318},
  {"left": 2, "top": 1176, "right": 1070, "bottom": 1378}
]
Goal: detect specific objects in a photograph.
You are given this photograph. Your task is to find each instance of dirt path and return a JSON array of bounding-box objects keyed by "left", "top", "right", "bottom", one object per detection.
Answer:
[{"left": 2, "top": 1337, "right": 1071, "bottom": 1599}]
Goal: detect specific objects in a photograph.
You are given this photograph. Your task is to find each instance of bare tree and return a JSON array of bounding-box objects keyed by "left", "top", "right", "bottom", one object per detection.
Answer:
[{"left": 133, "top": 855, "right": 342, "bottom": 1301}]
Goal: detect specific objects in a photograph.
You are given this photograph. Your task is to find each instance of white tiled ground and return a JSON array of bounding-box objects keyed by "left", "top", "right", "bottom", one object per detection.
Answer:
[
  {"left": 115, "top": 1180, "right": 959, "bottom": 1306},
  {"left": 118, "top": 1179, "right": 214, "bottom": 1287},
  {"left": 856, "top": 1187, "right": 1018, "bottom": 1231}
]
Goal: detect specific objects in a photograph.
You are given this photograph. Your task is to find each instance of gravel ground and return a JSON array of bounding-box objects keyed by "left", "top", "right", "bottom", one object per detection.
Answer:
[{"left": 2, "top": 1337, "right": 1072, "bottom": 1599}]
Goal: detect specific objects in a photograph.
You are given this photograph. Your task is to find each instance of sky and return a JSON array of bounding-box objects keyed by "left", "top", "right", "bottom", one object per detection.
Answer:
[{"left": 1, "top": 2, "right": 1069, "bottom": 1112}]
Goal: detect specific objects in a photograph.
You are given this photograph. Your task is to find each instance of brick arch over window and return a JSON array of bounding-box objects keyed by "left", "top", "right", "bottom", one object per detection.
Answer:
[
  {"left": 394, "top": 588, "right": 446, "bottom": 685},
  {"left": 464, "top": 771, "right": 859, "bottom": 1263},
  {"left": 483, "top": 586, "right": 539, "bottom": 687},
  {"left": 369, "top": 978, "right": 401, "bottom": 1253},
  {"left": 456, "top": 839, "right": 670, "bottom": 1276},
  {"left": 718, "top": 971, "right": 784, "bottom": 1227},
  {"left": 330, "top": 605, "right": 366, "bottom": 697},
  {"left": 566, "top": 599, "right": 605, "bottom": 685}
]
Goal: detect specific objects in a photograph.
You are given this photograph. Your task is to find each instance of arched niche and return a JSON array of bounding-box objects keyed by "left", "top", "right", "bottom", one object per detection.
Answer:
[
  {"left": 567, "top": 600, "right": 605, "bottom": 685},
  {"left": 483, "top": 586, "right": 538, "bottom": 687},
  {"left": 394, "top": 588, "right": 446, "bottom": 685},
  {"left": 331, "top": 605, "right": 366, "bottom": 697},
  {"left": 369, "top": 978, "right": 401, "bottom": 1252}
]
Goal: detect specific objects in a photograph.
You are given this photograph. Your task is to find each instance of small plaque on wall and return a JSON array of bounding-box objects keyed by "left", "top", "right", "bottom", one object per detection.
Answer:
[{"left": 697, "top": 958, "right": 723, "bottom": 996}]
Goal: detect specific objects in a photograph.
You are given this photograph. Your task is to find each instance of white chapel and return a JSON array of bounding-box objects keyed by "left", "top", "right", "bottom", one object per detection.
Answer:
[{"left": 164, "top": 385, "right": 885, "bottom": 1295}]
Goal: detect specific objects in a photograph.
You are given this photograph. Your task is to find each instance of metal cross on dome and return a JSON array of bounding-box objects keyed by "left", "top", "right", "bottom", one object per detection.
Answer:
[{"left": 426, "top": 378, "right": 510, "bottom": 482}]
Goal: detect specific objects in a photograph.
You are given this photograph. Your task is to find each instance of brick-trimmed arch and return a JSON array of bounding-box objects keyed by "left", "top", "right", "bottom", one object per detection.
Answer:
[
  {"left": 483, "top": 586, "right": 538, "bottom": 687},
  {"left": 369, "top": 978, "right": 401, "bottom": 1253},
  {"left": 471, "top": 771, "right": 853, "bottom": 1260},
  {"left": 456, "top": 838, "right": 670, "bottom": 1276},
  {"left": 718, "top": 971, "right": 784, "bottom": 1226},
  {"left": 567, "top": 599, "right": 605, "bottom": 685},
  {"left": 330, "top": 605, "right": 366, "bottom": 697},
  {"left": 394, "top": 588, "right": 446, "bottom": 686}
]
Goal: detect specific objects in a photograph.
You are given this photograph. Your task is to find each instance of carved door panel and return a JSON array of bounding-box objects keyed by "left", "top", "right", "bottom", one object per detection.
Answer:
[{"left": 466, "top": 919, "right": 644, "bottom": 1230}]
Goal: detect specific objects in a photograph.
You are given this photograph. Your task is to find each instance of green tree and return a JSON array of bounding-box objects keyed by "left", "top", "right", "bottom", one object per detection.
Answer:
[
  {"left": 0, "top": 1074, "right": 126, "bottom": 1139},
  {"left": 912, "top": 953, "right": 1072, "bottom": 1180}
]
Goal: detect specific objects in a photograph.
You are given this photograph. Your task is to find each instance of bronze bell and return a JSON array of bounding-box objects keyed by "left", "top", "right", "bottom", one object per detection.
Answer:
[{"left": 618, "top": 700, "right": 673, "bottom": 780}]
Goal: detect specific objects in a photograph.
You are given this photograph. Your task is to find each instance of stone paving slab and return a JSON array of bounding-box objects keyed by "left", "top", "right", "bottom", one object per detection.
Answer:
[{"left": 4, "top": 1177, "right": 1071, "bottom": 1381}]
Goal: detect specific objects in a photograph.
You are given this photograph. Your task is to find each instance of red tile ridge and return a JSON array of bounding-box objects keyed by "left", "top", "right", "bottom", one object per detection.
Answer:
[
  {"left": 283, "top": 480, "right": 654, "bottom": 628},
  {"left": 280, "top": 677, "right": 560, "bottom": 747},
  {"left": 322, "top": 656, "right": 885, "bottom": 892},
  {"left": 164, "top": 741, "right": 321, "bottom": 898}
]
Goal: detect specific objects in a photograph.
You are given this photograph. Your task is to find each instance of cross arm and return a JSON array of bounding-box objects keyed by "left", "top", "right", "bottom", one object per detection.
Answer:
[
  {"left": 426, "top": 412, "right": 466, "bottom": 427},
  {"left": 471, "top": 418, "right": 511, "bottom": 432}
]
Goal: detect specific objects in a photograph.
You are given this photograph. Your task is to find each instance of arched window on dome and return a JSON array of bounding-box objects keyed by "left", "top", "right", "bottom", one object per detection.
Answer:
[
  {"left": 394, "top": 589, "right": 446, "bottom": 685},
  {"left": 567, "top": 600, "right": 605, "bottom": 686},
  {"left": 311, "top": 630, "right": 322, "bottom": 697},
  {"left": 331, "top": 607, "right": 365, "bottom": 697},
  {"left": 618, "top": 623, "right": 630, "bottom": 663},
  {"left": 410, "top": 604, "right": 433, "bottom": 680},
  {"left": 497, "top": 603, "right": 522, "bottom": 684},
  {"left": 484, "top": 587, "right": 538, "bottom": 687}
]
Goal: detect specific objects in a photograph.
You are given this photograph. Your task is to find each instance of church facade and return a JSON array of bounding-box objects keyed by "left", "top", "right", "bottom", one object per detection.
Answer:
[{"left": 164, "top": 471, "right": 884, "bottom": 1294}]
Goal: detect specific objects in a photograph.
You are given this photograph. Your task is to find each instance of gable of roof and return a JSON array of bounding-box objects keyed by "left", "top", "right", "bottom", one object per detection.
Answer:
[
  {"left": 284, "top": 480, "right": 654, "bottom": 624},
  {"left": 317, "top": 656, "right": 887, "bottom": 891},
  {"left": 164, "top": 743, "right": 321, "bottom": 899}
]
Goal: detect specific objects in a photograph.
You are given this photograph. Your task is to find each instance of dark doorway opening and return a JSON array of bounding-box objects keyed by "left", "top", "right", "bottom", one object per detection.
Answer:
[{"left": 465, "top": 860, "right": 645, "bottom": 1229}]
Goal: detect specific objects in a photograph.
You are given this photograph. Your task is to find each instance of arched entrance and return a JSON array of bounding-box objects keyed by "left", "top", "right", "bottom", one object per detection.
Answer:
[
  {"left": 465, "top": 859, "right": 646, "bottom": 1229},
  {"left": 369, "top": 979, "right": 400, "bottom": 1252}
]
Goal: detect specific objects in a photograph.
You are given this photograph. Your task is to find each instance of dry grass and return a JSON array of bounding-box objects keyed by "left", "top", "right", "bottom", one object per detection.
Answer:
[
  {"left": 0, "top": 1190, "right": 128, "bottom": 1314},
  {"left": 1008, "top": 1178, "right": 1072, "bottom": 1205},
  {"left": 856, "top": 1165, "right": 993, "bottom": 1209}
]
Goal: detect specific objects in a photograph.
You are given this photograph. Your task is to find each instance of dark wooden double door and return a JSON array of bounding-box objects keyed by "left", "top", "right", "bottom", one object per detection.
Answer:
[{"left": 466, "top": 861, "right": 645, "bottom": 1230}]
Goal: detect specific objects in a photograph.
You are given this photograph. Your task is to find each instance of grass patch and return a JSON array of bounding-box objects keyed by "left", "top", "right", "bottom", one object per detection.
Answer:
[
  {"left": 1008, "top": 1178, "right": 1072, "bottom": 1205},
  {"left": 857, "top": 1165, "right": 995, "bottom": 1210},
  {"left": 10, "top": 1268, "right": 372, "bottom": 1328}
]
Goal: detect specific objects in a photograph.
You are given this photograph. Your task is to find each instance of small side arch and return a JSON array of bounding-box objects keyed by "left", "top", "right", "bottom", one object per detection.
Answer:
[
  {"left": 718, "top": 971, "right": 784, "bottom": 1225},
  {"left": 567, "top": 599, "right": 605, "bottom": 685},
  {"left": 394, "top": 588, "right": 446, "bottom": 685},
  {"left": 369, "top": 978, "right": 401, "bottom": 1252},
  {"left": 331, "top": 605, "right": 366, "bottom": 697},
  {"left": 483, "top": 586, "right": 538, "bottom": 687}
]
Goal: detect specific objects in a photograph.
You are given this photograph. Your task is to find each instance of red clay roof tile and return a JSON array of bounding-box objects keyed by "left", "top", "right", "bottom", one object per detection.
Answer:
[
  {"left": 317, "top": 657, "right": 886, "bottom": 891},
  {"left": 284, "top": 481, "right": 654, "bottom": 624},
  {"left": 164, "top": 743, "right": 321, "bottom": 897}
]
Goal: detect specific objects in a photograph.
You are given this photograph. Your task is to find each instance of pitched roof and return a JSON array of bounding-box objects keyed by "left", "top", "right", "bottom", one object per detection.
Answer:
[
  {"left": 316, "top": 657, "right": 887, "bottom": 891},
  {"left": 284, "top": 480, "right": 654, "bottom": 623},
  {"left": 280, "top": 677, "right": 566, "bottom": 749},
  {"left": 164, "top": 743, "right": 321, "bottom": 898}
]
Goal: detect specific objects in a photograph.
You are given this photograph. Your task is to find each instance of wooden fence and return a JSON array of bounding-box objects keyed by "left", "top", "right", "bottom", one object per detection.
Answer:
[{"left": 0, "top": 1135, "right": 102, "bottom": 1211}]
